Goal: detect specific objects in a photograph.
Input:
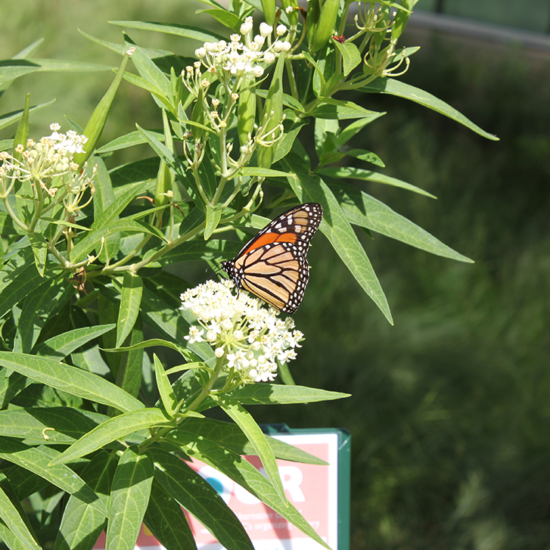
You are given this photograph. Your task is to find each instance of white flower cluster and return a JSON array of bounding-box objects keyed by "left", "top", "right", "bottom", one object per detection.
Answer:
[
  {"left": 0, "top": 124, "right": 92, "bottom": 200},
  {"left": 46, "top": 123, "right": 88, "bottom": 155},
  {"left": 180, "top": 280, "right": 303, "bottom": 384},
  {"left": 189, "top": 17, "right": 291, "bottom": 80}
]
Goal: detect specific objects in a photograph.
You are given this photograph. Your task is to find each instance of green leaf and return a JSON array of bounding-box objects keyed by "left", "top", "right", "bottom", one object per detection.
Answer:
[
  {"left": 79, "top": 29, "right": 172, "bottom": 60},
  {"left": 106, "top": 448, "right": 153, "bottom": 550},
  {"left": 144, "top": 480, "right": 196, "bottom": 550},
  {"left": 146, "top": 448, "right": 254, "bottom": 550},
  {"left": 0, "top": 100, "right": 55, "bottom": 131},
  {"left": 54, "top": 451, "right": 116, "bottom": 550},
  {"left": 240, "top": 167, "right": 294, "bottom": 178},
  {"left": 20, "top": 58, "right": 114, "bottom": 72},
  {"left": 204, "top": 205, "right": 222, "bottom": 240},
  {"left": 73, "top": 53, "right": 130, "bottom": 166},
  {"left": 125, "top": 44, "right": 171, "bottom": 102},
  {"left": 0, "top": 59, "right": 40, "bottom": 83},
  {"left": 93, "top": 179, "right": 152, "bottom": 231},
  {"left": 35, "top": 325, "right": 116, "bottom": 359},
  {"left": 96, "top": 129, "right": 164, "bottom": 154},
  {"left": 114, "top": 320, "right": 144, "bottom": 400},
  {"left": 103, "top": 337, "right": 187, "bottom": 357},
  {"left": 70, "top": 219, "right": 160, "bottom": 264},
  {"left": 0, "top": 262, "right": 48, "bottom": 320},
  {"left": 14, "top": 279, "right": 71, "bottom": 354},
  {"left": 109, "top": 21, "right": 225, "bottom": 42},
  {"left": 197, "top": 8, "right": 241, "bottom": 31},
  {"left": 328, "top": 180, "right": 473, "bottom": 262},
  {"left": 0, "top": 407, "right": 107, "bottom": 444},
  {"left": 153, "top": 355, "right": 178, "bottom": 416},
  {"left": 50, "top": 409, "right": 171, "bottom": 465},
  {"left": 213, "top": 399, "right": 286, "bottom": 503},
  {"left": 171, "top": 417, "right": 327, "bottom": 464},
  {"left": 93, "top": 157, "right": 120, "bottom": 263},
  {"left": 199, "top": 383, "right": 348, "bottom": 411},
  {"left": 12, "top": 93, "right": 30, "bottom": 161},
  {"left": 317, "top": 166, "right": 436, "bottom": 198},
  {"left": 361, "top": 78, "right": 499, "bottom": 141},
  {"left": 0, "top": 439, "right": 108, "bottom": 516},
  {"left": 0, "top": 484, "right": 40, "bottom": 550},
  {"left": 169, "top": 430, "right": 331, "bottom": 549},
  {"left": 140, "top": 287, "right": 214, "bottom": 363},
  {"left": 334, "top": 40, "right": 362, "bottom": 76},
  {"left": 309, "top": 98, "right": 384, "bottom": 121},
  {"left": 116, "top": 273, "right": 143, "bottom": 347},
  {"left": 283, "top": 152, "right": 394, "bottom": 324},
  {"left": 0, "top": 352, "right": 144, "bottom": 413}
]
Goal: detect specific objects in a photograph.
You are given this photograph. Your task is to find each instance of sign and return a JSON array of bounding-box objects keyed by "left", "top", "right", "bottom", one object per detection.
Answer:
[{"left": 94, "top": 426, "right": 350, "bottom": 550}]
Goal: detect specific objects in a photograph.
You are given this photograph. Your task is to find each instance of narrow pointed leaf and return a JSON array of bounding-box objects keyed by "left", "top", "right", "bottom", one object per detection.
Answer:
[
  {"left": 73, "top": 54, "right": 130, "bottom": 166},
  {"left": 172, "top": 417, "right": 327, "bottom": 464},
  {"left": 147, "top": 448, "right": 254, "bottom": 550},
  {"left": 284, "top": 153, "right": 393, "bottom": 323},
  {"left": 0, "top": 352, "right": 143, "bottom": 413},
  {"left": 204, "top": 205, "right": 222, "bottom": 240},
  {"left": 0, "top": 99, "right": 56, "bottom": 131},
  {"left": 362, "top": 78, "right": 499, "bottom": 140},
  {"left": 329, "top": 180, "right": 473, "bottom": 262},
  {"left": 0, "top": 407, "right": 107, "bottom": 444},
  {"left": 0, "top": 263, "right": 48, "bottom": 319},
  {"left": 106, "top": 448, "right": 153, "bottom": 550},
  {"left": 116, "top": 273, "right": 143, "bottom": 347},
  {"left": 153, "top": 355, "right": 178, "bottom": 416},
  {"left": 54, "top": 451, "right": 116, "bottom": 550},
  {"left": 34, "top": 324, "right": 116, "bottom": 359},
  {"left": 96, "top": 129, "right": 164, "bottom": 154},
  {"left": 212, "top": 399, "right": 286, "bottom": 503},
  {"left": 51, "top": 409, "right": 171, "bottom": 465},
  {"left": 0, "top": 484, "right": 40, "bottom": 550},
  {"left": 170, "top": 434, "right": 331, "bottom": 549},
  {"left": 14, "top": 279, "right": 71, "bottom": 354},
  {"left": 144, "top": 480, "right": 196, "bottom": 550},
  {"left": 317, "top": 166, "right": 435, "bottom": 198},
  {"left": 0, "top": 439, "right": 108, "bottom": 516},
  {"left": 110, "top": 21, "right": 225, "bottom": 42}
]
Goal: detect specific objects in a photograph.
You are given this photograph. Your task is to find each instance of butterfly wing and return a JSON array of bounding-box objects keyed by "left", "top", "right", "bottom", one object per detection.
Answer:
[{"left": 222, "top": 203, "right": 323, "bottom": 313}]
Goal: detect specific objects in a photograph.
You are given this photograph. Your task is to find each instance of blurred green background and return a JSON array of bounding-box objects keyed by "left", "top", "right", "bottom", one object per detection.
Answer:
[{"left": 2, "top": 2, "right": 550, "bottom": 549}]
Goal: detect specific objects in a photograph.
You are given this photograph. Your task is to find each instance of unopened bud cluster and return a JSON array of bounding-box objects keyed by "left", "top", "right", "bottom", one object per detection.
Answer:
[{"left": 181, "top": 280, "right": 303, "bottom": 384}]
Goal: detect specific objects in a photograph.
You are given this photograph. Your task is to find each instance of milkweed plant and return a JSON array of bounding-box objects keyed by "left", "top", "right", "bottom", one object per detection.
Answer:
[{"left": 0, "top": 1, "right": 497, "bottom": 549}]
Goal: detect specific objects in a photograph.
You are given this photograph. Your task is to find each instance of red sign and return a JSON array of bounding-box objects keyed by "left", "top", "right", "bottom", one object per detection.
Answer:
[{"left": 94, "top": 432, "right": 339, "bottom": 549}]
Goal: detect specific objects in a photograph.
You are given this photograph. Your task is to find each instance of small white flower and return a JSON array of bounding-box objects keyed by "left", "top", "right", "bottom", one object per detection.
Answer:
[
  {"left": 281, "top": 41, "right": 291, "bottom": 52},
  {"left": 276, "top": 24, "right": 287, "bottom": 36},
  {"left": 195, "top": 47, "right": 207, "bottom": 58},
  {"left": 285, "top": 6, "right": 294, "bottom": 13},
  {"left": 184, "top": 326, "right": 204, "bottom": 344},
  {"left": 215, "top": 347, "right": 225, "bottom": 358},
  {"left": 254, "top": 34, "right": 266, "bottom": 46},
  {"left": 273, "top": 40, "right": 285, "bottom": 52},
  {"left": 264, "top": 52, "right": 276, "bottom": 64},
  {"left": 252, "top": 65, "right": 264, "bottom": 78}
]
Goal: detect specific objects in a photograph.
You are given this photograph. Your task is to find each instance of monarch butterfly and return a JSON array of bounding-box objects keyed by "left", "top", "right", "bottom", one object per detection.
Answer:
[{"left": 221, "top": 203, "right": 323, "bottom": 314}]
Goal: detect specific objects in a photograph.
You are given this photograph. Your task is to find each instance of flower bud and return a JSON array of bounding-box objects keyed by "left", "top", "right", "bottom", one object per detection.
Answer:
[
  {"left": 195, "top": 47, "right": 206, "bottom": 58},
  {"left": 264, "top": 51, "right": 276, "bottom": 64},
  {"left": 253, "top": 65, "right": 264, "bottom": 77},
  {"left": 276, "top": 24, "right": 287, "bottom": 36},
  {"left": 259, "top": 22, "right": 273, "bottom": 37}
]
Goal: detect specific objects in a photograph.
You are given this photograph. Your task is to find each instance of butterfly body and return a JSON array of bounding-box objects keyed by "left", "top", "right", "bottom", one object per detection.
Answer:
[{"left": 221, "top": 203, "right": 323, "bottom": 313}]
